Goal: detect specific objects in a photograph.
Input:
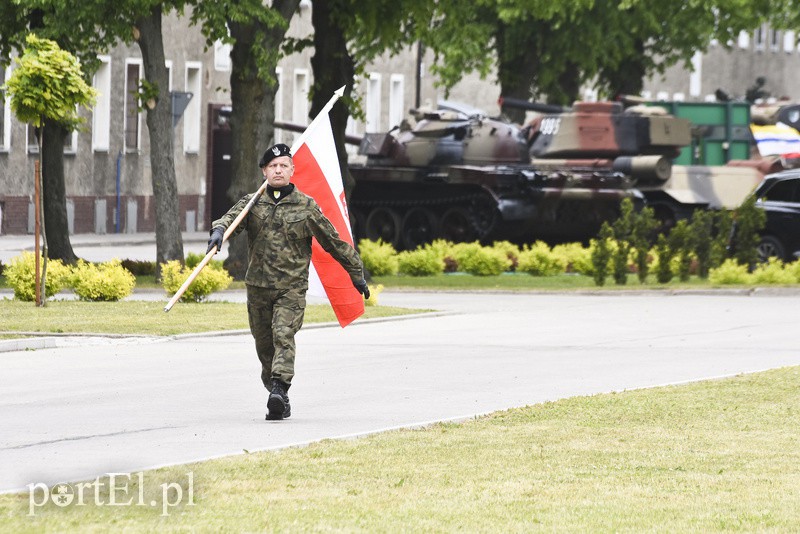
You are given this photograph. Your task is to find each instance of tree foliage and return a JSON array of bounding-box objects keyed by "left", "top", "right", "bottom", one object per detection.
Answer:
[
  {"left": 417, "top": 0, "right": 777, "bottom": 107},
  {"left": 3, "top": 34, "right": 96, "bottom": 128}
]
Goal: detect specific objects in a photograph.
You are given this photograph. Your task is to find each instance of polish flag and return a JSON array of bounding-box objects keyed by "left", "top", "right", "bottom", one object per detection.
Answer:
[{"left": 290, "top": 97, "right": 364, "bottom": 327}]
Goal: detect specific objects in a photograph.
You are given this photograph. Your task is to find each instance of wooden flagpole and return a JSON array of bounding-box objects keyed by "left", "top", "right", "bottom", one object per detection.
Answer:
[{"left": 163, "top": 179, "right": 268, "bottom": 312}]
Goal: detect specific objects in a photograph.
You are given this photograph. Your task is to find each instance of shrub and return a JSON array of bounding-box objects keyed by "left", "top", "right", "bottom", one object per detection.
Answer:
[
  {"left": 631, "top": 205, "right": 658, "bottom": 283},
  {"left": 517, "top": 241, "right": 566, "bottom": 276},
  {"left": 397, "top": 248, "right": 445, "bottom": 276},
  {"left": 654, "top": 234, "right": 676, "bottom": 284},
  {"left": 731, "top": 196, "right": 766, "bottom": 268},
  {"left": 590, "top": 222, "right": 613, "bottom": 286},
  {"left": 786, "top": 260, "right": 800, "bottom": 283},
  {"left": 492, "top": 241, "right": 520, "bottom": 271},
  {"left": 425, "top": 239, "right": 458, "bottom": 272},
  {"left": 750, "top": 259, "right": 796, "bottom": 285},
  {"left": 611, "top": 199, "right": 635, "bottom": 285},
  {"left": 611, "top": 239, "right": 632, "bottom": 285},
  {"left": 5, "top": 251, "right": 71, "bottom": 301},
  {"left": 358, "top": 239, "right": 399, "bottom": 276},
  {"left": 553, "top": 242, "right": 592, "bottom": 275},
  {"left": 364, "top": 283, "right": 384, "bottom": 307},
  {"left": 710, "top": 209, "right": 734, "bottom": 269},
  {"left": 670, "top": 220, "right": 693, "bottom": 282},
  {"left": 455, "top": 243, "right": 510, "bottom": 276},
  {"left": 708, "top": 258, "right": 751, "bottom": 285},
  {"left": 160, "top": 260, "right": 233, "bottom": 302},
  {"left": 690, "top": 209, "right": 714, "bottom": 278},
  {"left": 449, "top": 241, "right": 484, "bottom": 270},
  {"left": 70, "top": 259, "right": 136, "bottom": 301}
]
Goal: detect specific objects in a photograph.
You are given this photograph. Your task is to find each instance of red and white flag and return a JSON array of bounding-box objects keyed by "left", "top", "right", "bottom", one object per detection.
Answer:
[{"left": 290, "top": 89, "right": 364, "bottom": 327}]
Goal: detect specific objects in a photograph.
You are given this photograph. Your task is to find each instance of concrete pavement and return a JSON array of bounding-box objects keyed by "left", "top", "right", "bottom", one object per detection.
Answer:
[
  {"left": 2, "top": 290, "right": 799, "bottom": 493},
  {"left": 0, "top": 231, "right": 225, "bottom": 263}
]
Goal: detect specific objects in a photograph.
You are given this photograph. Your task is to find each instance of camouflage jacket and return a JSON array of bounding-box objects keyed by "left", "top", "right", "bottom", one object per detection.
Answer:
[{"left": 212, "top": 188, "right": 364, "bottom": 289}]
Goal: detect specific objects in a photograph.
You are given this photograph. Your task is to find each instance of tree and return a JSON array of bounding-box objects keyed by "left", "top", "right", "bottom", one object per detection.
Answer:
[
  {"left": 191, "top": 0, "right": 301, "bottom": 278},
  {"left": 420, "top": 0, "right": 776, "bottom": 110},
  {"left": 24, "top": 0, "right": 197, "bottom": 276},
  {"left": 0, "top": 0, "right": 118, "bottom": 264},
  {"left": 3, "top": 34, "right": 97, "bottom": 305}
]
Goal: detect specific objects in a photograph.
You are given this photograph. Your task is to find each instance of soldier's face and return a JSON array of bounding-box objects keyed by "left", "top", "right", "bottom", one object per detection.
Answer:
[{"left": 262, "top": 156, "right": 294, "bottom": 188}]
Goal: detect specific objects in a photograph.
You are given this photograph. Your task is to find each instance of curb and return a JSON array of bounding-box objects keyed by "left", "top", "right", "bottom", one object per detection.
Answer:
[{"left": 0, "top": 311, "right": 450, "bottom": 353}]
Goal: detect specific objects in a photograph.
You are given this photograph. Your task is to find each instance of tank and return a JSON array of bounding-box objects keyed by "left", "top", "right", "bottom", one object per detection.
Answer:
[
  {"left": 515, "top": 97, "right": 768, "bottom": 228},
  {"left": 347, "top": 101, "right": 642, "bottom": 250}
]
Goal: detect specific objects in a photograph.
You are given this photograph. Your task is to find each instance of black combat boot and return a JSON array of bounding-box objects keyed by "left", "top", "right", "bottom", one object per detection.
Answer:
[{"left": 266, "top": 378, "right": 291, "bottom": 420}]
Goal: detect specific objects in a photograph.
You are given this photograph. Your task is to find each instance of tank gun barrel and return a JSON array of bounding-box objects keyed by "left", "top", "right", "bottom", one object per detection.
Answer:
[
  {"left": 274, "top": 120, "right": 362, "bottom": 146},
  {"left": 498, "top": 96, "right": 567, "bottom": 114}
]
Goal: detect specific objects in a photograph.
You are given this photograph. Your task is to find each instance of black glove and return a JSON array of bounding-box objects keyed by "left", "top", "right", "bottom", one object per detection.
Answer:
[
  {"left": 207, "top": 227, "right": 224, "bottom": 254},
  {"left": 354, "top": 279, "right": 370, "bottom": 300}
]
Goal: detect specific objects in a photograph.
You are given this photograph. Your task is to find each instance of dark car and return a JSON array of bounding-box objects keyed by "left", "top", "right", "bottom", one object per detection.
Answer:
[{"left": 753, "top": 171, "right": 800, "bottom": 262}]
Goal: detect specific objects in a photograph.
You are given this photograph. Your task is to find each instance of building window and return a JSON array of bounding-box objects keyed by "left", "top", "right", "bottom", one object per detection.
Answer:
[
  {"left": 1, "top": 66, "right": 10, "bottom": 151},
  {"left": 124, "top": 60, "right": 142, "bottom": 151},
  {"left": 92, "top": 55, "right": 111, "bottom": 152},
  {"left": 689, "top": 52, "right": 702, "bottom": 97},
  {"left": 737, "top": 31, "right": 750, "bottom": 49},
  {"left": 292, "top": 69, "right": 309, "bottom": 125},
  {"left": 27, "top": 123, "right": 76, "bottom": 153},
  {"left": 754, "top": 25, "right": 766, "bottom": 51},
  {"left": 64, "top": 122, "right": 77, "bottom": 154},
  {"left": 183, "top": 62, "right": 202, "bottom": 153},
  {"left": 770, "top": 29, "right": 780, "bottom": 52},
  {"left": 27, "top": 124, "right": 38, "bottom": 153},
  {"left": 784, "top": 31, "right": 795, "bottom": 53},
  {"left": 365, "top": 73, "right": 382, "bottom": 133},
  {"left": 164, "top": 60, "right": 173, "bottom": 92},
  {"left": 214, "top": 40, "right": 231, "bottom": 72},
  {"left": 389, "top": 74, "right": 405, "bottom": 129}
]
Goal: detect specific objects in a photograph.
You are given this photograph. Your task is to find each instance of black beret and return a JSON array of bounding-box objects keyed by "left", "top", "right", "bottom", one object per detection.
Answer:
[{"left": 259, "top": 143, "right": 292, "bottom": 167}]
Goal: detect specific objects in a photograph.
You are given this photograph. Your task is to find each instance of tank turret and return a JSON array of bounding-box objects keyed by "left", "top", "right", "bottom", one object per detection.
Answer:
[
  {"left": 505, "top": 97, "right": 765, "bottom": 228},
  {"left": 347, "top": 101, "right": 639, "bottom": 250}
]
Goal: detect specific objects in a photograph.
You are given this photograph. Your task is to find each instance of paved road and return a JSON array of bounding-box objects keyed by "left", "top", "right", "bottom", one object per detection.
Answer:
[{"left": 2, "top": 290, "right": 799, "bottom": 493}]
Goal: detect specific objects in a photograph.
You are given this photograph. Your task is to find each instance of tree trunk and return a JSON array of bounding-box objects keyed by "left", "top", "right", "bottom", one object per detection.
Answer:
[
  {"left": 41, "top": 118, "right": 78, "bottom": 264},
  {"left": 310, "top": 0, "right": 356, "bottom": 199},
  {"left": 223, "top": 0, "right": 300, "bottom": 279},
  {"left": 600, "top": 41, "right": 647, "bottom": 99},
  {"left": 135, "top": 5, "right": 184, "bottom": 277},
  {"left": 495, "top": 22, "right": 540, "bottom": 125}
]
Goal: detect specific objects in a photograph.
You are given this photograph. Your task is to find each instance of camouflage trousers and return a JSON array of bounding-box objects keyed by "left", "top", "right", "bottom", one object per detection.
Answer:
[{"left": 246, "top": 284, "right": 307, "bottom": 390}]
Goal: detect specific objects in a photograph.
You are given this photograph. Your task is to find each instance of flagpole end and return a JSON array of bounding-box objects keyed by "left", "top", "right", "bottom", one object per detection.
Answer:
[{"left": 334, "top": 86, "right": 346, "bottom": 98}]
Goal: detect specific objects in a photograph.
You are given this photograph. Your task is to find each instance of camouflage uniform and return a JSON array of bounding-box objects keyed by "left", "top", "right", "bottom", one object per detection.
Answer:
[{"left": 212, "top": 187, "right": 364, "bottom": 390}]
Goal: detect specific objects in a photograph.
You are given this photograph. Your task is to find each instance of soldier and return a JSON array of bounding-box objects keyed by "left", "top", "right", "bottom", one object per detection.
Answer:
[{"left": 207, "top": 143, "right": 370, "bottom": 420}]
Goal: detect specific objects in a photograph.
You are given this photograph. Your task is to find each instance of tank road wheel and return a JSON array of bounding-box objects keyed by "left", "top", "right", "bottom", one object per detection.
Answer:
[
  {"left": 469, "top": 195, "right": 498, "bottom": 239},
  {"left": 401, "top": 208, "right": 439, "bottom": 250},
  {"left": 440, "top": 207, "right": 478, "bottom": 243},
  {"left": 365, "top": 207, "right": 402, "bottom": 248}
]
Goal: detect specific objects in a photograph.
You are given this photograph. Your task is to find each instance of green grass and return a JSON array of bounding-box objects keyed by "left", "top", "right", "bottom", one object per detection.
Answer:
[
  {"left": 2, "top": 366, "right": 798, "bottom": 531},
  {"left": 0, "top": 300, "right": 426, "bottom": 336},
  {"left": 375, "top": 272, "right": 733, "bottom": 291}
]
